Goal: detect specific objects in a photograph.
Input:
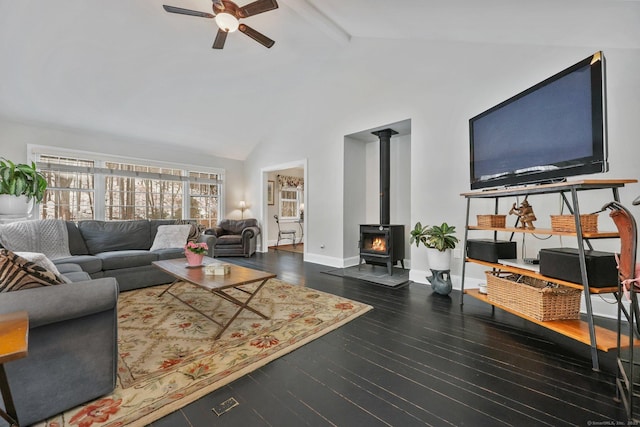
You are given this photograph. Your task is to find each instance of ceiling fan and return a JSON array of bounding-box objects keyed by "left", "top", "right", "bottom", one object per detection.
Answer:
[{"left": 163, "top": 0, "right": 278, "bottom": 49}]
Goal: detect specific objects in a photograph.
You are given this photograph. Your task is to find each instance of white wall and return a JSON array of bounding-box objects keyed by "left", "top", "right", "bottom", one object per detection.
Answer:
[
  {"left": 0, "top": 118, "right": 246, "bottom": 219},
  {"left": 243, "top": 40, "right": 640, "bottom": 319},
  {"left": 343, "top": 136, "right": 367, "bottom": 260},
  {"left": 342, "top": 132, "right": 412, "bottom": 265}
]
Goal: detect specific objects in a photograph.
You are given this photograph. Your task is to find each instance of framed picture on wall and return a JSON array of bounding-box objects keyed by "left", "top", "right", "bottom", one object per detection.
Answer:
[{"left": 268, "top": 181, "right": 275, "bottom": 205}]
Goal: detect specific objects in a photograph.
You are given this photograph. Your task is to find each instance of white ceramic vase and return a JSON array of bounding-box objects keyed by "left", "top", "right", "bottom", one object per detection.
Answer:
[
  {"left": 0, "top": 194, "right": 33, "bottom": 216},
  {"left": 427, "top": 248, "right": 452, "bottom": 271}
]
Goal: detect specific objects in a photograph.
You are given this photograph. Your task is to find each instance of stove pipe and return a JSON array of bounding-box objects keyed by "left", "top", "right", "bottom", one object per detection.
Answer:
[{"left": 371, "top": 128, "right": 398, "bottom": 225}]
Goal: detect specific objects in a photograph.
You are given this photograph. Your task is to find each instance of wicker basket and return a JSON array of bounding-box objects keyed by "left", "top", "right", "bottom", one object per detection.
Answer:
[
  {"left": 477, "top": 215, "right": 506, "bottom": 228},
  {"left": 485, "top": 271, "right": 582, "bottom": 321},
  {"left": 550, "top": 214, "right": 598, "bottom": 233}
]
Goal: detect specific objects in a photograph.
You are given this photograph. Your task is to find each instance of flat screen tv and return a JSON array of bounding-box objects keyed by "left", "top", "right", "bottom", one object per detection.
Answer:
[{"left": 469, "top": 51, "right": 607, "bottom": 190}]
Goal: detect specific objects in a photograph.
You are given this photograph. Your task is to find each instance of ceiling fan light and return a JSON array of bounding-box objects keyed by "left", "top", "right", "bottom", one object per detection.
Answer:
[{"left": 215, "top": 13, "right": 239, "bottom": 32}]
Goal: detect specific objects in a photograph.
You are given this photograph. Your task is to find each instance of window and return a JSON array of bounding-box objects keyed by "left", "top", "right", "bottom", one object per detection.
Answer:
[
  {"left": 104, "top": 162, "right": 184, "bottom": 220},
  {"left": 39, "top": 155, "right": 95, "bottom": 221},
  {"left": 33, "top": 147, "right": 223, "bottom": 227},
  {"left": 189, "top": 171, "right": 220, "bottom": 229},
  {"left": 279, "top": 188, "right": 302, "bottom": 220},
  {"left": 277, "top": 174, "right": 304, "bottom": 221}
]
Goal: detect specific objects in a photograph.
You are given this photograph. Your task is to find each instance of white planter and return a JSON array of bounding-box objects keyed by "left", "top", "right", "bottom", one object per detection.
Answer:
[
  {"left": 427, "top": 248, "right": 452, "bottom": 271},
  {"left": 0, "top": 194, "right": 33, "bottom": 216}
]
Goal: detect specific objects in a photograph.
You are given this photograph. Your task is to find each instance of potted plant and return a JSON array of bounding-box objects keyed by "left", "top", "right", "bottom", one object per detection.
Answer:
[
  {"left": 0, "top": 158, "right": 47, "bottom": 216},
  {"left": 410, "top": 221, "right": 459, "bottom": 295},
  {"left": 410, "top": 221, "right": 459, "bottom": 268},
  {"left": 409, "top": 221, "right": 430, "bottom": 248},
  {"left": 424, "top": 222, "right": 458, "bottom": 270},
  {"left": 184, "top": 241, "right": 208, "bottom": 266}
]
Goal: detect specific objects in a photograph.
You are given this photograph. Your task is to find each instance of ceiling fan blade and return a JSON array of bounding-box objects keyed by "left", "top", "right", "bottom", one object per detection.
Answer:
[
  {"left": 238, "top": 0, "right": 278, "bottom": 18},
  {"left": 211, "top": 0, "right": 225, "bottom": 10},
  {"left": 238, "top": 23, "right": 275, "bottom": 48},
  {"left": 163, "top": 5, "right": 215, "bottom": 18},
  {"left": 212, "top": 29, "right": 228, "bottom": 49}
]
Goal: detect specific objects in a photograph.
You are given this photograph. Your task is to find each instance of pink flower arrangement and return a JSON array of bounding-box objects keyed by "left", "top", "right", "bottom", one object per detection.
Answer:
[{"left": 184, "top": 241, "right": 208, "bottom": 255}]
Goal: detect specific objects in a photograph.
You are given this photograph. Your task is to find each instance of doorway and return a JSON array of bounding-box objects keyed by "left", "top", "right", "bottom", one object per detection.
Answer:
[{"left": 261, "top": 160, "right": 307, "bottom": 254}]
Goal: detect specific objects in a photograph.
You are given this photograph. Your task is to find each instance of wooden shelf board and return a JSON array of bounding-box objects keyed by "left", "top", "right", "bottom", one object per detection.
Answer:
[
  {"left": 467, "top": 258, "right": 618, "bottom": 293},
  {"left": 460, "top": 179, "right": 638, "bottom": 198},
  {"left": 464, "top": 289, "right": 629, "bottom": 351},
  {"left": 466, "top": 226, "right": 619, "bottom": 239}
]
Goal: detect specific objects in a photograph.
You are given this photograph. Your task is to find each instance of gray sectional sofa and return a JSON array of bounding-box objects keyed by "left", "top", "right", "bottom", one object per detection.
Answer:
[
  {"left": 0, "top": 265, "right": 118, "bottom": 427},
  {"left": 52, "top": 219, "right": 215, "bottom": 291},
  {"left": 0, "top": 218, "right": 216, "bottom": 425}
]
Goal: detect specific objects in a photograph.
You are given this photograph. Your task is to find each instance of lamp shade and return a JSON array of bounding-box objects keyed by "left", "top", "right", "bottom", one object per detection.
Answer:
[
  {"left": 239, "top": 200, "right": 246, "bottom": 209},
  {"left": 215, "top": 12, "right": 239, "bottom": 32}
]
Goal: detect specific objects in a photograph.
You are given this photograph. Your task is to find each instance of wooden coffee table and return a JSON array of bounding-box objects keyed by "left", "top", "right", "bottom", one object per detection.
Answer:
[{"left": 152, "top": 258, "right": 277, "bottom": 339}]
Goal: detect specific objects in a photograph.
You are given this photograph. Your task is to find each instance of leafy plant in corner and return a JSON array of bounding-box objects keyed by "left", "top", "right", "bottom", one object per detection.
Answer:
[
  {"left": 425, "top": 222, "right": 458, "bottom": 252},
  {"left": 0, "top": 158, "right": 47, "bottom": 203},
  {"left": 409, "top": 222, "right": 430, "bottom": 248}
]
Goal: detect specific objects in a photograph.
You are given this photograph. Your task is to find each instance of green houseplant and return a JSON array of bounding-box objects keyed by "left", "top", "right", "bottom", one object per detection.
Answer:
[
  {"left": 0, "top": 158, "right": 47, "bottom": 216},
  {"left": 409, "top": 221, "right": 430, "bottom": 248},
  {"left": 410, "top": 221, "right": 458, "bottom": 251},
  {"left": 410, "top": 221, "right": 459, "bottom": 295},
  {"left": 424, "top": 222, "right": 459, "bottom": 252}
]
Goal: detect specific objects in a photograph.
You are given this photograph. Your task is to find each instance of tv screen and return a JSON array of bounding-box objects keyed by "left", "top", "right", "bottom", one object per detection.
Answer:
[{"left": 469, "top": 51, "right": 607, "bottom": 190}]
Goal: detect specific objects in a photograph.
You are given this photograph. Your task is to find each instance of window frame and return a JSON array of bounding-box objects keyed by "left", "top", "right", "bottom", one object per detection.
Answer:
[
  {"left": 278, "top": 186, "right": 302, "bottom": 221},
  {"left": 29, "top": 144, "right": 225, "bottom": 223}
]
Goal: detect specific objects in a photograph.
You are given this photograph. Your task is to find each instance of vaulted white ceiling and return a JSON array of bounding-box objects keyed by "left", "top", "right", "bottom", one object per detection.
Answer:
[{"left": 1, "top": 0, "right": 638, "bottom": 160}]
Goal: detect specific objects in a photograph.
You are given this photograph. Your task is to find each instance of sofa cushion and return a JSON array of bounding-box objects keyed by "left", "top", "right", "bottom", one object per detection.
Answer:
[
  {"left": 152, "top": 247, "right": 186, "bottom": 260},
  {"left": 219, "top": 218, "right": 258, "bottom": 235},
  {"left": 96, "top": 250, "right": 158, "bottom": 271},
  {"left": 149, "top": 225, "right": 191, "bottom": 251},
  {"left": 79, "top": 220, "right": 152, "bottom": 254},
  {"left": 215, "top": 235, "right": 242, "bottom": 246},
  {"left": 66, "top": 221, "right": 89, "bottom": 255},
  {"left": 53, "top": 255, "right": 103, "bottom": 274},
  {"left": 0, "top": 249, "right": 66, "bottom": 292}
]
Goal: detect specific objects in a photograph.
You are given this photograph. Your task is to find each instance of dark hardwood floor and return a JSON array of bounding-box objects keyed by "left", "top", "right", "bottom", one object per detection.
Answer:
[{"left": 149, "top": 250, "right": 627, "bottom": 426}]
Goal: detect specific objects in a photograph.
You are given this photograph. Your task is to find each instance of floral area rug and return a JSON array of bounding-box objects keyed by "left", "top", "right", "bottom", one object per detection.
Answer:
[{"left": 38, "top": 279, "right": 372, "bottom": 427}]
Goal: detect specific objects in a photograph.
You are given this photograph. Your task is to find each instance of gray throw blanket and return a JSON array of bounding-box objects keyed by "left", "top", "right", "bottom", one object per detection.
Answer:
[{"left": 0, "top": 219, "right": 71, "bottom": 260}]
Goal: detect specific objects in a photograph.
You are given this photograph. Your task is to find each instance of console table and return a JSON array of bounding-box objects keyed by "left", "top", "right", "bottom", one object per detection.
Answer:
[
  {"left": 460, "top": 179, "right": 637, "bottom": 371},
  {"left": 0, "top": 311, "right": 29, "bottom": 427}
]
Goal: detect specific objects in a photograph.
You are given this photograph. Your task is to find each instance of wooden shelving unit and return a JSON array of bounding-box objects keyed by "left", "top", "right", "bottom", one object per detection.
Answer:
[
  {"left": 464, "top": 288, "right": 620, "bottom": 351},
  {"left": 466, "top": 258, "right": 618, "bottom": 293},
  {"left": 467, "top": 225, "right": 620, "bottom": 239},
  {"left": 460, "top": 179, "right": 638, "bottom": 371}
]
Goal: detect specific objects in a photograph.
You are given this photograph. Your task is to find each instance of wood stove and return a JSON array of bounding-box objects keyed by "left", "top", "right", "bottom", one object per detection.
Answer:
[
  {"left": 360, "top": 224, "right": 405, "bottom": 275},
  {"left": 358, "top": 128, "right": 405, "bottom": 276}
]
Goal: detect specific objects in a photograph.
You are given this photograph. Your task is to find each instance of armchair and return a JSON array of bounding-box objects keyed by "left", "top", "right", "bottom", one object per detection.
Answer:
[{"left": 206, "top": 218, "right": 261, "bottom": 257}]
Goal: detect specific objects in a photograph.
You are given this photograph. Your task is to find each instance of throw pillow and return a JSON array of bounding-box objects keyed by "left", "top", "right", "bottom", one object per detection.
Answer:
[
  {"left": 174, "top": 219, "right": 203, "bottom": 243},
  {"left": 15, "top": 251, "right": 71, "bottom": 284},
  {"left": 0, "top": 249, "right": 67, "bottom": 292},
  {"left": 149, "top": 225, "right": 192, "bottom": 251}
]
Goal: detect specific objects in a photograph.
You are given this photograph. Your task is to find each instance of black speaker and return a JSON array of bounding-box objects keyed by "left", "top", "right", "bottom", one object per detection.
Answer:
[
  {"left": 466, "top": 239, "right": 517, "bottom": 263},
  {"left": 539, "top": 247, "right": 618, "bottom": 288}
]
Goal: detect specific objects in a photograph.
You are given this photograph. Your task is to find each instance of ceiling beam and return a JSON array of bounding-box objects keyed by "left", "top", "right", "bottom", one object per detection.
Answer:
[{"left": 280, "top": 0, "right": 351, "bottom": 44}]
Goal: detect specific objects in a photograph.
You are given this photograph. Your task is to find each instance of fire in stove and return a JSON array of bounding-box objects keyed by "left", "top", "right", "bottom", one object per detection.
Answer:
[{"left": 371, "top": 237, "right": 386, "bottom": 252}]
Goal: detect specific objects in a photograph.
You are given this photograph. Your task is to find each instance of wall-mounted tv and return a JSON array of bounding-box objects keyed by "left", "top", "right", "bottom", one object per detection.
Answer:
[{"left": 469, "top": 51, "right": 608, "bottom": 190}]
